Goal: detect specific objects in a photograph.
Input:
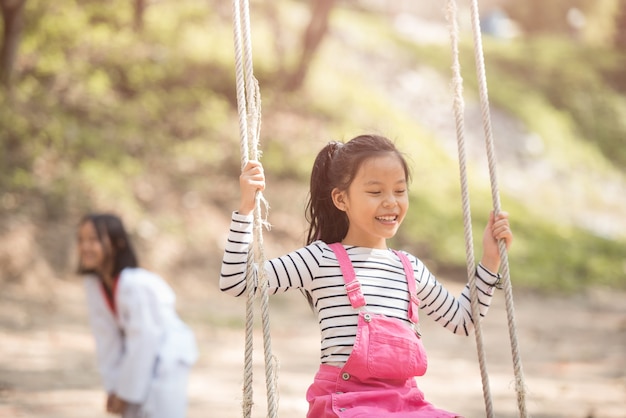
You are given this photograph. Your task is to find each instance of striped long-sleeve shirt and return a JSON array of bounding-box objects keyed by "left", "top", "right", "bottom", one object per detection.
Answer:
[{"left": 220, "top": 212, "right": 500, "bottom": 367}]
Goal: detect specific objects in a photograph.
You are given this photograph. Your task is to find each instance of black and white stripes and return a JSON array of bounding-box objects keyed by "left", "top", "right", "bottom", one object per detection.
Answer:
[{"left": 220, "top": 212, "right": 499, "bottom": 367}]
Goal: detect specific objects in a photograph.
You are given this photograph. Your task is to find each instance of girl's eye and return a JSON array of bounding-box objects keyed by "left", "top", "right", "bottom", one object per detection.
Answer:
[
  {"left": 367, "top": 191, "right": 381, "bottom": 195},
  {"left": 395, "top": 190, "right": 406, "bottom": 194}
]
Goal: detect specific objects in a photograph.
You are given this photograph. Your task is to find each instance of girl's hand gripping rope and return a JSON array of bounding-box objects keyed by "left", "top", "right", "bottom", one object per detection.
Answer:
[
  {"left": 480, "top": 211, "right": 513, "bottom": 273},
  {"left": 239, "top": 160, "right": 266, "bottom": 216}
]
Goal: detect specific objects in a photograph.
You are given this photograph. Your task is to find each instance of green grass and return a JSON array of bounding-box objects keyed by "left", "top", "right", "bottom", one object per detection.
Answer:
[{"left": 1, "top": 0, "right": 624, "bottom": 292}]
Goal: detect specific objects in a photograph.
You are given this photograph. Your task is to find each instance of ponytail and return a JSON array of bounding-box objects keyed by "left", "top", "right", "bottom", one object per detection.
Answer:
[{"left": 305, "top": 141, "right": 348, "bottom": 245}]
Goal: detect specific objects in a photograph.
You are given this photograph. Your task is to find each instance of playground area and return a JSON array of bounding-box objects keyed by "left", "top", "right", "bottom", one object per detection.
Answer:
[
  {"left": 0, "top": 271, "right": 624, "bottom": 417},
  {"left": 1, "top": 2, "right": 625, "bottom": 417}
]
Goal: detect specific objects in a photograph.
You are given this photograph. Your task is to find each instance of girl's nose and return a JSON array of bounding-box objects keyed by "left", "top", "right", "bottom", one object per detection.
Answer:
[{"left": 382, "top": 196, "right": 396, "bottom": 208}]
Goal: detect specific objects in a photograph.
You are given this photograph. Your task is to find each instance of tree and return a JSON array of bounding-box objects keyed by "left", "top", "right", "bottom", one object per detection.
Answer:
[
  {"left": 283, "top": 0, "right": 336, "bottom": 92},
  {"left": 0, "top": 0, "right": 27, "bottom": 88},
  {"left": 615, "top": 0, "right": 626, "bottom": 48},
  {"left": 133, "top": 0, "right": 146, "bottom": 32}
]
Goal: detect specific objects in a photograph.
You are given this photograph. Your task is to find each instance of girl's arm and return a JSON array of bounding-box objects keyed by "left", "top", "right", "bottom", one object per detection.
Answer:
[
  {"left": 220, "top": 212, "right": 256, "bottom": 297},
  {"left": 415, "top": 211, "right": 513, "bottom": 336},
  {"left": 222, "top": 159, "right": 316, "bottom": 296},
  {"left": 220, "top": 211, "right": 324, "bottom": 297},
  {"left": 219, "top": 159, "right": 267, "bottom": 295},
  {"left": 412, "top": 259, "right": 499, "bottom": 336}
]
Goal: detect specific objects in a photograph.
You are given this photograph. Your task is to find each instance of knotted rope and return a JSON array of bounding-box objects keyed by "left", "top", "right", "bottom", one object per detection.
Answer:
[
  {"left": 467, "top": 1, "right": 528, "bottom": 415},
  {"left": 445, "top": 1, "right": 529, "bottom": 416},
  {"left": 444, "top": 1, "right": 494, "bottom": 417},
  {"left": 231, "top": 0, "right": 279, "bottom": 417}
]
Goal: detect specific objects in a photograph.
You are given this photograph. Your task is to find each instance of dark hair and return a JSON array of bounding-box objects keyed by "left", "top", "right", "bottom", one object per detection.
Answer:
[
  {"left": 305, "top": 134, "right": 411, "bottom": 245},
  {"left": 78, "top": 213, "right": 138, "bottom": 277}
]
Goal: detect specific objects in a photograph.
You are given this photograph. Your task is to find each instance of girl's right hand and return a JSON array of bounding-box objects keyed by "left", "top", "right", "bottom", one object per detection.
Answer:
[
  {"left": 239, "top": 160, "right": 265, "bottom": 215},
  {"left": 106, "top": 393, "right": 127, "bottom": 415}
]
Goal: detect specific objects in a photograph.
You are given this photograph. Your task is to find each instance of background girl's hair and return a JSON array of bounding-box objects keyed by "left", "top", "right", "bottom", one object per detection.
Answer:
[
  {"left": 305, "top": 134, "right": 410, "bottom": 245},
  {"left": 78, "top": 213, "right": 138, "bottom": 276}
]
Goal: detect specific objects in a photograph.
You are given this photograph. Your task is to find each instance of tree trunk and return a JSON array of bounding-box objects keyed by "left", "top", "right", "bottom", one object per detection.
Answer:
[
  {"left": 263, "top": 1, "right": 287, "bottom": 76},
  {"left": 0, "top": 0, "right": 27, "bottom": 88},
  {"left": 283, "top": 0, "right": 336, "bottom": 92},
  {"left": 614, "top": 0, "right": 626, "bottom": 48},
  {"left": 133, "top": 0, "right": 146, "bottom": 32}
]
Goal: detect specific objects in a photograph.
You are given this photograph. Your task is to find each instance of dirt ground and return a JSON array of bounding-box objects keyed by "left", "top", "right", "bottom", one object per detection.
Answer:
[{"left": 1, "top": 273, "right": 624, "bottom": 418}]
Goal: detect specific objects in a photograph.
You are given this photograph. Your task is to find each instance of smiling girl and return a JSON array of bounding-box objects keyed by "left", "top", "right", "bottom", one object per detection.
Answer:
[
  {"left": 78, "top": 213, "right": 197, "bottom": 418},
  {"left": 220, "top": 134, "right": 513, "bottom": 417}
]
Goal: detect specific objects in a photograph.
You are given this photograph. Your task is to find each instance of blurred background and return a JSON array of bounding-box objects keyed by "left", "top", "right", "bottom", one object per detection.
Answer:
[{"left": 0, "top": 0, "right": 625, "bottom": 417}]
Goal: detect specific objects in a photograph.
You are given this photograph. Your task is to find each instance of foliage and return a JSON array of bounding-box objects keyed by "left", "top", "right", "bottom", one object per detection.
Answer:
[
  {"left": 502, "top": 0, "right": 621, "bottom": 45},
  {"left": 395, "top": 35, "right": 626, "bottom": 173},
  {"left": 0, "top": 0, "right": 624, "bottom": 291},
  {"left": 1, "top": 0, "right": 240, "bottom": 216},
  {"left": 483, "top": 37, "right": 626, "bottom": 170}
]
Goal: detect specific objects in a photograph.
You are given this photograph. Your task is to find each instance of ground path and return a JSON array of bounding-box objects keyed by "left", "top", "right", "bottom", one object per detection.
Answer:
[{"left": 1, "top": 276, "right": 624, "bottom": 418}]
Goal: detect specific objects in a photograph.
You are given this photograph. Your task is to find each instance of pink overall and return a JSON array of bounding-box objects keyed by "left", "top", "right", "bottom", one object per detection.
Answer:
[{"left": 305, "top": 244, "right": 459, "bottom": 418}]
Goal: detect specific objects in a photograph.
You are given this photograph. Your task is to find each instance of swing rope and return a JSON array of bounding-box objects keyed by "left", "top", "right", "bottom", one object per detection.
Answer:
[
  {"left": 444, "top": 1, "right": 494, "bottom": 417},
  {"left": 445, "top": 1, "right": 529, "bottom": 416},
  {"left": 231, "top": 1, "right": 279, "bottom": 417},
  {"left": 467, "top": 0, "right": 528, "bottom": 415}
]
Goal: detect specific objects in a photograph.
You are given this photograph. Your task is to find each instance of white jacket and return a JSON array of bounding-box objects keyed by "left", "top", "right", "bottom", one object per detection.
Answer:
[{"left": 84, "top": 267, "right": 198, "bottom": 404}]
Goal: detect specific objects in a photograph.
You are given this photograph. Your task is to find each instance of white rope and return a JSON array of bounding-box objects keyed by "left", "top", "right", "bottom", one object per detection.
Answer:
[
  {"left": 466, "top": 0, "right": 529, "bottom": 416},
  {"left": 444, "top": 1, "right": 494, "bottom": 416},
  {"left": 231, "top": 1, "right": 279, "bottom": 417}
]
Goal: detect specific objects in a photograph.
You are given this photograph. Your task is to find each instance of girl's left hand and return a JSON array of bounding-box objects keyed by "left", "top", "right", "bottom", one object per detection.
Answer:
[{"left": 480, "top": 211, "right": 513, "bottom": 273}]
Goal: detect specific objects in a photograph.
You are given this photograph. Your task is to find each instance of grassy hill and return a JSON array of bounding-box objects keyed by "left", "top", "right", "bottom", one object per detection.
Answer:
[{"left": 1, "top": 0, "right": 624, "bottom": 292}]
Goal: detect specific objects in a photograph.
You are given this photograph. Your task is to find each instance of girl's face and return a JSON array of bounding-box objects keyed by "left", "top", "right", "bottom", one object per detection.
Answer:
[
  {"left": 77, "top": 220, "right": 109, "bottom": 274},
  {"left": 333, "top": 153, "right": 409, "bottom": 249}
]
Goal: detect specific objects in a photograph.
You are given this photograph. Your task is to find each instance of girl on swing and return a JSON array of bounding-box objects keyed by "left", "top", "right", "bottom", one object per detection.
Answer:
[{"left": 220, "top": 134, "right": 513, "bottom": 417}]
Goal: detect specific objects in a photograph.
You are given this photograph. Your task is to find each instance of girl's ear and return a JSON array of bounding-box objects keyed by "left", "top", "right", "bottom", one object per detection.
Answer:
[{"left": 331, "top": 188, "right": 346, "bottom": 211}]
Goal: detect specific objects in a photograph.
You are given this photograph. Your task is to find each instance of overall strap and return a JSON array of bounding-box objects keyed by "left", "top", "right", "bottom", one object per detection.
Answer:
[
  {"left": 328, "top": 243, "right": 366, "bottom": 308},
  {"left": 328, "top": 243, "right": 421, "bottom": 324},
  {"left": 392, "top": 250, "right": 420, "bottom": 324}
]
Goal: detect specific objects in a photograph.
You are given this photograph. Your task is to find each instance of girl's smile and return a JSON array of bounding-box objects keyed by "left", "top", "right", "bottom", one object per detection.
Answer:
[{"left": 376, "top": 215, "right": 399, "bottom": 223}]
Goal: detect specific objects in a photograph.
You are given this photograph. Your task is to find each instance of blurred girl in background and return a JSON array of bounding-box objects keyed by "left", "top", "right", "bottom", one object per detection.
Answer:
[{"left": 78, "top": 213, "right": 197, "bottom": 418}]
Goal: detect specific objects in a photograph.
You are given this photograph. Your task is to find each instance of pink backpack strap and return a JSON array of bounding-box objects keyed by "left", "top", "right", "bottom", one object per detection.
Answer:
[
  {"left": 328, "top": 243, "right": 366, "bottom": 308},
  {"left": 392, "top": 250, "right": 420, "bottom": 325}
]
